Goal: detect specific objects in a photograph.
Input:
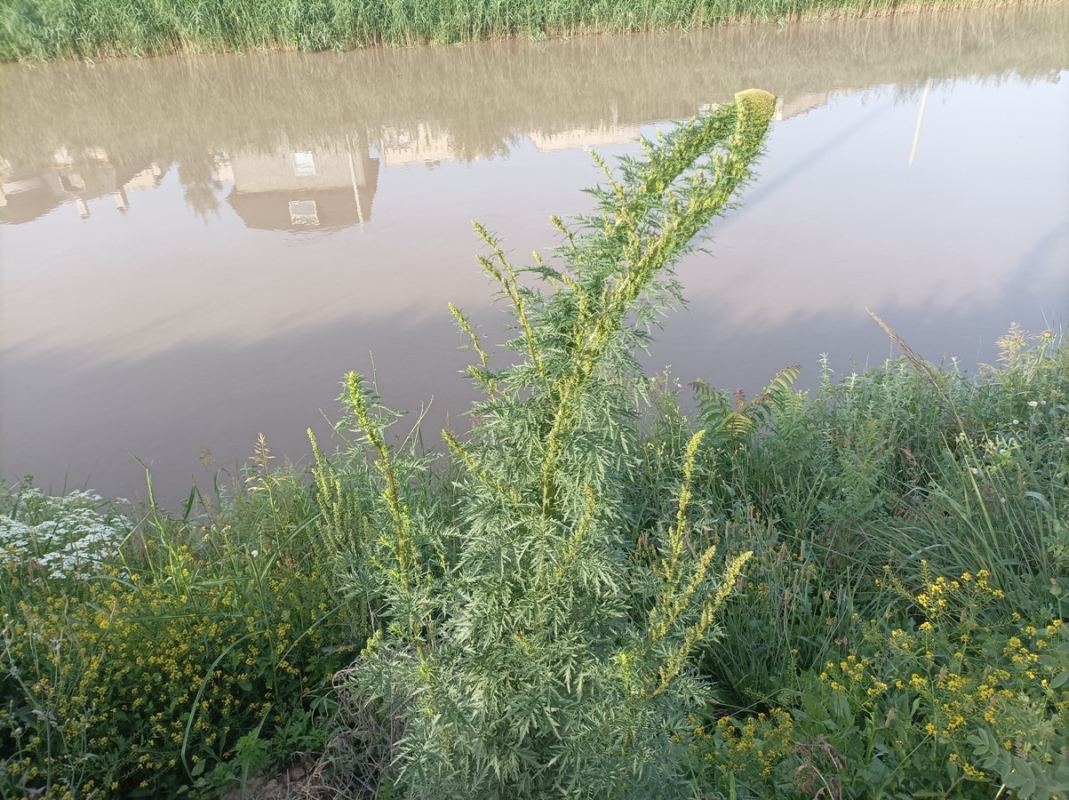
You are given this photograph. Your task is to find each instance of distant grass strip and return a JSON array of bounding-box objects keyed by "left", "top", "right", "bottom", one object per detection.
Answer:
[{"left": 0, "top": 0, "right": 1055, "bottom": 61}]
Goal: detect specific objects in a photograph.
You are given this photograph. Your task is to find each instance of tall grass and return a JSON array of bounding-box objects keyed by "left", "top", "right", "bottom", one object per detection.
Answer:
[
  {"left": 680, "top": 322, "right": 1068, "bottom": 699},
  {"left": 0, "top": 0, "right": 1055, "bottom": 61}
]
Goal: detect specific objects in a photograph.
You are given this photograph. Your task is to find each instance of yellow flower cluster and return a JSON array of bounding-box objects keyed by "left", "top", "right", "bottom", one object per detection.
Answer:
[
  {"left": 822, "top": 570, "right": 1069, "bottom": 792},
  {"left": 1, "top": 534, "right": 351, "bottom": 796},
  {"left": 820, "top": 653, "right": 888, "bottom": 699},
  {"left": 703, "top": 710, "right": 796, "bottom": 781}
]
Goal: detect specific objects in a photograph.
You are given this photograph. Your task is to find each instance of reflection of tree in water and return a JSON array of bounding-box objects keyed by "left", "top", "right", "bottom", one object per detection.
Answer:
[{"left": 177, "top": 156, "right": 222, "bottom": 221}]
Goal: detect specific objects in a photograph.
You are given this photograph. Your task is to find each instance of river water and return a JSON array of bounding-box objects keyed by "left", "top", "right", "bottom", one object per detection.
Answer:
[{"left": 1, "top": 6, "right": 1067, "bottom": 507}]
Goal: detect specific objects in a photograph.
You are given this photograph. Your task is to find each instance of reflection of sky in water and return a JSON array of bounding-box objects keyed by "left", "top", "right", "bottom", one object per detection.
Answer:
[
  {"left": 653, "top": 78, "right": 1067, "bottom": 403},
  {"left": 1, "top": 19, "right": 1067, "bottom": 505},
  {"left": 679, "top": 78, "right": 1068, "bottom": 319}
]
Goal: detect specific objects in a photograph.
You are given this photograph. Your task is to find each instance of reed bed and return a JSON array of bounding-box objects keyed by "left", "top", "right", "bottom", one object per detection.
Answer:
[{"left": 0, "top": 0, "right": 1055, "bottom": 61}]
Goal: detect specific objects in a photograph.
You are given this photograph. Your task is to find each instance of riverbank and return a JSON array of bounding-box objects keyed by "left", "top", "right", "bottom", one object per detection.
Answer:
[
  {"left": 4, "top": 323, "right": 1067, "bottom": 799},
  {"left": 3, "top": 96, "right": 1067, "bottom": 798},
  {"left": 0, "top": 0, "right": 1057, "bottom": 61}
]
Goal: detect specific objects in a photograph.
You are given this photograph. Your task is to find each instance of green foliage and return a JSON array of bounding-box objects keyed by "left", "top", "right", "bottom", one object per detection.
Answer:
[
  {"left": 668, "top": 316, "right": 1069, "bottom": 708},
  {"left": 662, "top": 322, "right": 1068, "bottom": 798},
  {"left": 790, "top": 573, "right": 1069, "bottom": 799},
  {"left": 1, "top": 62, "right": 1066, "bottom": 796},
  {"left": 687, "top": 708, "right": 799, "bottom": 798},
  {"left": 0, "top": 471, "right": 357, "bottom": 799},
  {"left": 0, "top": 0, "right": 1038, "bottom": 61},
  {"left": 684, "top": 570, "right": 1069, "bottom": 799},
  {"left": 692, "top": 364, "right": 802, "bottom": 446},
  {"left": 316, "top": 92, "right": 775, "bottom": 799}
]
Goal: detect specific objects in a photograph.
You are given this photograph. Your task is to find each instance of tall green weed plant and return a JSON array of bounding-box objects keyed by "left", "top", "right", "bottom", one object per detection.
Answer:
[{"left": 309, "top": 90, "right": 776, "bottom": 799}]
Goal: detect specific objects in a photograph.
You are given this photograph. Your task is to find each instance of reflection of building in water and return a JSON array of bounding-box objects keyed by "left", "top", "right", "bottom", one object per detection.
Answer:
[
  {"left": 224, "top": 137, "right": 379, "bottom": 231},
  {"left": 700, "top": 92, "right": 833, "bottom": 122},
  {"left": 528, "top": 124, "right": 644, "bottom": 153},
  {"left": 377, "top": 120, "right": 647, "bottom": 163},
  {"left": 0, "top": 150, "right": 164, "bottom": 224},
  {"left": 774, "top": 92, "right": 832, "bottom": 121},
  {"left": 372, "top": 93, "right": 834, "bottom": 162},
  {"left": 0, "top": 91, "right": 835, "bottom": 230},
  {"left": 378, "top": 124, "right": 456, "bottom": 166}
]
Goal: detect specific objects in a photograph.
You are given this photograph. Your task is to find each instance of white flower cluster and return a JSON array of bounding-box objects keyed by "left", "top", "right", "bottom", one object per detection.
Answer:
[{"left": 0, "top": 489, "right": 132, "bottom": 580}]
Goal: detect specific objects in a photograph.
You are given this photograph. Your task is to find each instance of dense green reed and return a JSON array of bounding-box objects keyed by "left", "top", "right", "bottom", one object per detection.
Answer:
[
  {"left": 0, "top": 0, "right": 1052, "bottom": 61},
  {"left": 2, "top": 96, "right": 1067, "bottom": 799}
]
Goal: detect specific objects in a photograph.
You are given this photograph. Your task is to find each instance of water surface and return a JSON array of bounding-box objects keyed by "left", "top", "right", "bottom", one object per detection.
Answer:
[{"left": 2, "top": 6, "right": 1067, "bottom": 505}]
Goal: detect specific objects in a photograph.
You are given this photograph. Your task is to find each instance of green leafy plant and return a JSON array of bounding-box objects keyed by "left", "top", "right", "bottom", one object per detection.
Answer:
[{"left": 314, "top": 90, "right": 776, "bottom": 799}]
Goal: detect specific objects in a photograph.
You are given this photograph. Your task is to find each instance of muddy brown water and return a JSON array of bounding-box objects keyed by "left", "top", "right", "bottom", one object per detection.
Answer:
[{"left": 1, "top": 6, "right": 1067, "bottom": 507}]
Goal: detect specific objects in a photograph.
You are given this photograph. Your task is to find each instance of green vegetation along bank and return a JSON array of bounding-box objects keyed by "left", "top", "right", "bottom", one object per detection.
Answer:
[
  {"left": 3, "top": 93, "right": 1068, "bottom": 799},
  {"left": 0, "top": 0, "right": 1057, "bottom": 61}
]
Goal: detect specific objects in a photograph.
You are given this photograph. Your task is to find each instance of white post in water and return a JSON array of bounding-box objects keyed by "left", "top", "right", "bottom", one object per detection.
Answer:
[
  {"left": 347, "top": 135, "right": 365, "bottom": 225},
  {"left": 909, "top": 79, "right": 932, "bottom": 166}
]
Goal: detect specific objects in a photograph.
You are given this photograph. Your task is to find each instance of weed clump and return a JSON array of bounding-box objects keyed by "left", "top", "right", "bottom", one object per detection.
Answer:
[{"left": 309, "top": 90, "right": 777, "bottom": 799}]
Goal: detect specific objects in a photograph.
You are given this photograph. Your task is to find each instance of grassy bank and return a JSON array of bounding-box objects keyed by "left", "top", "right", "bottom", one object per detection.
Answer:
[
  {"left": 3, "top": 95, "right": 1068, "bottom": 799},
  {"left": 0, "top": 0, "right": 1055, "bottom": 61}
]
